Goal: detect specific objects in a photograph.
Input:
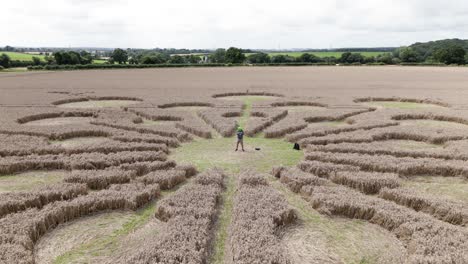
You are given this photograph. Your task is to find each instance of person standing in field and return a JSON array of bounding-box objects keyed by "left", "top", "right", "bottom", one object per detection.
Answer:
[{"left": 235, "top": 127, "right": 245, "bottom": 151}]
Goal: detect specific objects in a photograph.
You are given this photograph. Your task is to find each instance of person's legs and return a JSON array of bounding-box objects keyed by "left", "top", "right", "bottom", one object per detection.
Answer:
[
  {"left": 240, "top": 140, "right": 244, "bottom": 151},
  {"left": 235, "top": 140, "right": 239, "bottom": 151}
]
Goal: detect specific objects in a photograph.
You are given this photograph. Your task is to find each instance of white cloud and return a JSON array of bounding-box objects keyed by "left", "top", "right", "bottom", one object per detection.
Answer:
[{"left": 1, "top": 0, "right": 467, "bottom": 48}]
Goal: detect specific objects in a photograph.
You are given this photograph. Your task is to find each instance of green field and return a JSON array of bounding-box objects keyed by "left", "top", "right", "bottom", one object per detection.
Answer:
[
  {"left": 93, "top": 59, "right": 107, "bottom": 64},
  {"left": 246, "top": 51, "right": 387, "bottom": 58},
  {"left": 0, "top": 52, "right": 108, "bottom": 64},
  {"left": 1, "top": 51, "right": 46, "bottom": 61}
]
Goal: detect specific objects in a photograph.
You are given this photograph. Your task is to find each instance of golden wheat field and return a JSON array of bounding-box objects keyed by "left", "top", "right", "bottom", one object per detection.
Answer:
[{"left": 1, "top": 66, "right": 468, "bottom": 264}]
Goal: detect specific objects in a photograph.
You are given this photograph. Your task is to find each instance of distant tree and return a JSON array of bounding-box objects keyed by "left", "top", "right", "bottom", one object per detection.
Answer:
[
  {"left": 247, "top": 53, "right": 270, "bottom": 64},
  {"left": 68, "top": 51, "right": 82, "bottom": 65},
  {"left": 169, "top": 55, "right": 186, "bottom": 64},
  {"left": 4, "top": 46, "right": 14, "bottom": 51},
  {"left": 392, "top": 57, "right": 401, "bottom": 64},
  {"left": 322, "top": 56, "right": 337, "bottom": 64},
  {"left": 376, "top": 53, "right": 394, "bottom": 64},
  {"left": 225, "top": 47, "right": 246, "bottom": 64},
  {"left": 0, "top": 53, "right": 11, "bottom": 68},
  {"left": 339, "top": 52, "right": 365, "bottom": 64},
  {"left": 397, "top": 47, "right": 419, "bottom": 63},
  {"left": 140, "top": 56, "right": 156, "bottom": 64},
  {"left": 128, "top": 57, "right": 138, "bottom": 64},
  {"left": 209, "top": 48, "right": 226, "bottom": 63},
  {"left": 187, "top": 55, "right": 201, "bottom": 64},
  {"left": 54, "top": 51, "right": 67, "bottom": 65},
  {"left": 296, "top": 53, "right": 323, "bottom": 63},
  {"left": 44, "top": 55, "right": 55, "bottom": 65},
  {"left": 32, "top": 56, "right": 42, "bottom": 66},
  {"left": 432, "top": 44, "right": 466, "bottom": 65},
  {"left": 364, "top": 56, "right": 376, "bottom": 64},
  {"left": 111, "top": 48, "right": 128, "bottom": 64},
  {"left": 271, "top": 54, "right": 295, "bottom": 63},
  {"left": 339, "top": 52, "right": 352, "bottom": 63},
  {"left": 79, "top": 51, "right": 93, "bottom": 64},
  {"left": 350, "top": 53, "right": 365, "bottom": 63},
  {"left": 407, "top": 38, "right": 468, "bottom": 61},
  {"left": 140, "top": 53, "right": 170, "bottom": 64}
]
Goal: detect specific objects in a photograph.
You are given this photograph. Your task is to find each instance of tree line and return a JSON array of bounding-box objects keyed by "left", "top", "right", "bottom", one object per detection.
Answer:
[
  {"left": 0, "top": 50, "right": 95, "bottom": 69},
  {"left": 92, "top": 39, "right": 468, "bottom": 66},
  {"left": 2, "top": 38, "right": 468, "bottom": 70}
]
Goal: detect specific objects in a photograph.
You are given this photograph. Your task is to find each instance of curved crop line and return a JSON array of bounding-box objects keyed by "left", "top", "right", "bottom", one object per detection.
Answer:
[
  {"left": 157, "top": 102, "right": 214, "bottom": 109},
  {"left": 249, "top": 111, "right": 268, "bottom": 118},
  {"left": 221, "top": 111, "right": 242, "bottom": 118},
  {"left": 301, "top": 131, "right": 467, "bottom": 146},
  {"left": 90, "top": 121, "right": 184, "bottom": 140},
  {"left": 392, "top": 114, "right": 468, "bottom": 125},
  {"left": 271, "top": 101, "right": 327, "bottom": 107},
  {"left": 212, "top": 92, "right": 284, "bottom": 98},
  {"left": 51, "top": 97, "right": 90, "bottom": 106},
  {"left": 246, "top": 110, "right": 288, "bottom": 137},
  {"left": 52, "top": 96, "right": 143, "bottom": 106},
  {"left": 309, "top": 145, "right": 468, "bottom": 161},
  {"left": 287, "top": 122, "right": 399, "bottom": 142},
  {"left": 17, "top": 111, "right": 97, "bottom": 124},
  {"left": 353, "top": 97, "right": 450, "bottom": 107},
  {"left": 128, "top": 108, "right": 184, "bottom": 121},
  {"left": 303, "top": 108, "right": 375, "bottom": 123}
]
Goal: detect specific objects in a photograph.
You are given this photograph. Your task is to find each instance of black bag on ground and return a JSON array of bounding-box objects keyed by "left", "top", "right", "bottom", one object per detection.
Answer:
[{"left": 293, "top": 143, "right": 300, "bottom": 150}]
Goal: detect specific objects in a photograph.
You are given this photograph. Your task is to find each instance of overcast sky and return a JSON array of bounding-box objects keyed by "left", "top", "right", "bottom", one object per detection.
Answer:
[{"left": 1, "top": 0, "right": 468, "bottom": 49}]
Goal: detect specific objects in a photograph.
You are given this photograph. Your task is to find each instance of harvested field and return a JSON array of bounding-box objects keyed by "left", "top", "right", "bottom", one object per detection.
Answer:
[
  {"left": 22, "top": 117, "right": 92, "bottom": 126},
  {"left": 2, "top": 67, "right": 468, "bottom": 263},
  {"left": 0, "top": 170, "right": 67, "bottom": 192},
  {"left": 57, "top": 100, "right": 140, "bottom": 108},
  {"left": 35, "top": 210, "right": 135, "bottom": 264},
  {"left": 276, "top": 106, "right": 326, "bottom": 112},
  {"left": 361, "top": 101, "right": 446, "bottom": 109},
  {"left": 403, "top": 176, "right": 468, "bottom": 203},
  {"left": 355, "top": 97, "right": 449, "bottom": 109},
  {"left": 160, "top": 106, "right": 211, "bottom": 111},
  {"left": 400, "top": 119, "right": 468, "bottom": 129},
  {"left": 49, "top": 136, "right": 113, "bottom": 148},
  {"left": 141, "top": 118, "right": 177, "bottom": 126},
  {"left": 217, "top": 95, "right": 278, "bottom": 103}
]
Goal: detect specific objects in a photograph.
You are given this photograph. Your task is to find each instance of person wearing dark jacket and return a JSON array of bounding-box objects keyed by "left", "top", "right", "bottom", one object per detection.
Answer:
[{"left": 235, "top": 127, "right": 245, "bottom": 151}]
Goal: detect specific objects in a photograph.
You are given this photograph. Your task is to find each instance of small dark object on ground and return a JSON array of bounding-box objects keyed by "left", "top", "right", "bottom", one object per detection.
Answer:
[
  {"left": 255, "top": 148, "right": 261, "bottom": 151},
  {"left": 293, "top": 143, "right": 300, "bottom": 150}
]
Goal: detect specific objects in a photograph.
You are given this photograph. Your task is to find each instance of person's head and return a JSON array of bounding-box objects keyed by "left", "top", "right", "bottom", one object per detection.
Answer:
[{"left": 237, "top": 127, "right": 243, "bottom": 132}]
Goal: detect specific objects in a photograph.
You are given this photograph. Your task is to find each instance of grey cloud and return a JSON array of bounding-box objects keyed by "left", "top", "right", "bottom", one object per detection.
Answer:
[{"left": 2, "top": 0, "right": 468, "bottom": 48}]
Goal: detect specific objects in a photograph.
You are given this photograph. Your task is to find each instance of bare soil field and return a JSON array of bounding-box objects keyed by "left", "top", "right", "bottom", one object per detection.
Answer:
[{"left": 0, "top": 66, "right": 468, "bottom": 263}]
